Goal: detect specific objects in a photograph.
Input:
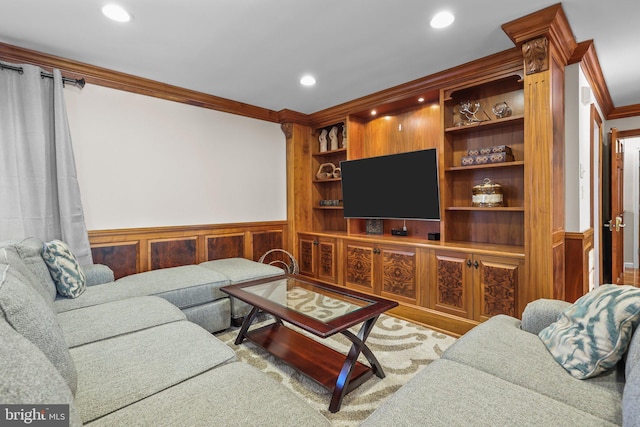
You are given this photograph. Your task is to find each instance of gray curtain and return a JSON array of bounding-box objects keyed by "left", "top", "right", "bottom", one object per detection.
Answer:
[{"left": 0, "top": 62, "right": 93, "bottom": 264}]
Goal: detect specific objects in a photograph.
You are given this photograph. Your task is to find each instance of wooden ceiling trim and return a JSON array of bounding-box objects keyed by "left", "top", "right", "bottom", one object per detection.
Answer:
[
  {"left": 0, "top": 42, "right": 280, "bottom": 123},
  {"left": 569, "top": 40, "right": 614, "bottom": 117},
  {"left": 608, "top": 104, "right": 640, "bottom": 120},
  {"left": 502, "top": 3, "right": 577, "bottom": 65},
  {"left": 308, "top": 48, "right": 523, "bottom": 128}
]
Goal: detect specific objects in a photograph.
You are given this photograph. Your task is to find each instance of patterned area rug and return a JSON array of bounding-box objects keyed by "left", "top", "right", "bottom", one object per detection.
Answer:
[{"left": 215, "top": 314, "right": 456, "bottom": 426}]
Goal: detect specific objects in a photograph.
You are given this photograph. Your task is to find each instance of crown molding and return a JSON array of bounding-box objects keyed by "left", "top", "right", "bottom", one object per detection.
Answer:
[
  {"left": 502, "top": 3, "right": 576, "bottom": 66},
  {"left": 309, "top": 48, "right": 523, "bottom": 128},
  {"left": 568, "top": 40, "right": 615, "bottom": 117},
  {"left": 0, "top": 42, "right": 280, "bottom": 123}
]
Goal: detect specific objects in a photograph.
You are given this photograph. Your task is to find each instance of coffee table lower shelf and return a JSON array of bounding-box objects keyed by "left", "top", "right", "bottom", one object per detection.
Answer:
[{"left": 245, "top": 323, "right": 374, "bottom": 394}]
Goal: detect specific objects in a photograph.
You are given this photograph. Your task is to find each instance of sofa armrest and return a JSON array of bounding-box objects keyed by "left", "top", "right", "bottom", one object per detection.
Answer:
[
  {"left": 520, "top": 299, "right": 571, "bottom": 335},
  {"left": 82, "top": 264, "right": 115, "bottom": 286}
]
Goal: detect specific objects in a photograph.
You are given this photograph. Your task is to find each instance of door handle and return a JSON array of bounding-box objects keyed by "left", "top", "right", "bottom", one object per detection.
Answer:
[{"left": 605, "top": 217, "right": 627, "bottom": 232}]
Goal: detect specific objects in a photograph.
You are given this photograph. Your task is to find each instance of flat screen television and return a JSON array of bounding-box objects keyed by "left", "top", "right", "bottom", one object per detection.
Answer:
[{"left": 340, "top": 148, "right": 440, "bottom": 221}]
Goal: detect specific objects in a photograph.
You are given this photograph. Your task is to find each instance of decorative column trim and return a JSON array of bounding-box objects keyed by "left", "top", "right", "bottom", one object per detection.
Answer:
[{"left": 523, "top": 37, "right": 549, "bottom": 75}]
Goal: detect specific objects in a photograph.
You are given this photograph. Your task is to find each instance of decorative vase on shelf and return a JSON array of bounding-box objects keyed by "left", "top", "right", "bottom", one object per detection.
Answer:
[
  {"left": 342, "top": 125, "right": 347, "bottom": 147},
  {"left": 329, "top": 126, "right": 339, "bottom": 151},
  {"left": 319, "top": 129, "right": 328, "bottom": 152}
]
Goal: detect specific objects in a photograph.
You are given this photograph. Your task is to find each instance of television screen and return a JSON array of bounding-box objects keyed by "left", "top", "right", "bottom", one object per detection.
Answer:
[{"left": 340, "top": 148, "right": 440, "bottom": 221}]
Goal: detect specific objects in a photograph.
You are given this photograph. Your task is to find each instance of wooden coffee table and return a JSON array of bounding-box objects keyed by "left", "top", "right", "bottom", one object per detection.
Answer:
[{"left": 221, "top": 274, "right": 398, "bottom": 413}]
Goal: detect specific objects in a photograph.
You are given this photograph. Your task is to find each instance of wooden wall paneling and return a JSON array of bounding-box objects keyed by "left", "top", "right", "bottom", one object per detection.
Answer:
[
  {"left": 564, "top": 229, "right": 594, "bottom": 302},
  {"left": 89, "top": 221, "right": 288, "bottom": 277},
  {"left": 149, "top": 237, "right": 198, "bottom": 270},
  {"left": 205, "top": 233, "right": 245, "bottom": 260},
  {"left": 90, "top": 242, "right": 139, "bottom": 280},
  {"left": 251, "top": 230, "right": 285, "bottom": 263}
]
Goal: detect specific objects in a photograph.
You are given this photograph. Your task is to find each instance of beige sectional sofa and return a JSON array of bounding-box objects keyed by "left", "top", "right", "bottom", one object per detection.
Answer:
[{"left": 0, "top": 238, "right": 329, "bottom": 426}]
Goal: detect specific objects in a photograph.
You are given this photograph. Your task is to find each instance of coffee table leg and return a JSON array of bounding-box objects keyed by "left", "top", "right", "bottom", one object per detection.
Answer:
[
  {"left": 329, "top": 315, "right": 380, "bottom": 413},
  {"left": 234, "top": 306, "right": 260, "bottom": 345}
]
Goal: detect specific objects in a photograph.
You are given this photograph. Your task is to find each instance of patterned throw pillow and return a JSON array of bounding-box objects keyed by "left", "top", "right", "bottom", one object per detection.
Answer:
[
  {"left": 42, "top": 240, "right": 86, "bottom": 298},
  {"left": 539, "top": 284, "right": 640, "bottom": 379}
]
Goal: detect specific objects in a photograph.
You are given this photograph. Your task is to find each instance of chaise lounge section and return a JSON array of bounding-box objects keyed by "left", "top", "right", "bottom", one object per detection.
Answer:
[
  {"left": 362, "top": 297, "right": 639, "bottom": 426},
  {"left": 0, "top": 239, "right": 330, "bottom": 426}
]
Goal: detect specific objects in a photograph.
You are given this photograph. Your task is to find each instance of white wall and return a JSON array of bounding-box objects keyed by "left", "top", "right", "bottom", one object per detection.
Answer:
[
  {"left": 63, "top": 84, "right": 286, "bottom": 231},
  {"left": 565, "top": 63, "right": 596, "bottom": 233},
  {"left": 565, "top": 63, "right": 600, "bottom": 288}
]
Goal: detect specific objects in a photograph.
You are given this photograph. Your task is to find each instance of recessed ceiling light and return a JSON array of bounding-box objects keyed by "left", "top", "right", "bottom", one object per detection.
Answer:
[
  {"left": 300, "top": 75, "right": 316, "bottom": 86},
  {"left": 430, "top": 11, "right": 454, "bottom": 29},
  {"left": 102, "top": 4, "right": 132, "bottom": 23},
  {"left": 371, "top": 110, "right": 377, "bottom": 116},
  {"left": 418, "top": 97, "right": 425, "bottom": 103}
]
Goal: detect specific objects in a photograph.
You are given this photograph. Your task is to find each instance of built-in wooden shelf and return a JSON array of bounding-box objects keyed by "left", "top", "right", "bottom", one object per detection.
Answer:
[
  {"left": 446, "top": 206, "right": 524, "bottom": 212},
  {"left": 446, "top": 160, "right": 524, "bottom": 172},
  {"left": 444, "top": 114, "right": 524, "bottom": 133},
  {"left": 312, "top": 148, "right": 347, "bottom": 158},
  {"left": 313, "top": 178, "right": 341, "bottom": 183},
  {"left": 314, "top": 206, "right": 344, "bottom": 210}
]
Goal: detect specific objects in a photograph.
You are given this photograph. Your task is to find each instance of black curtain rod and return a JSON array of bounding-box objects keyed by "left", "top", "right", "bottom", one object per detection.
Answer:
[{"left": 0, "top": 62, "right": 85, "bottom": 88}]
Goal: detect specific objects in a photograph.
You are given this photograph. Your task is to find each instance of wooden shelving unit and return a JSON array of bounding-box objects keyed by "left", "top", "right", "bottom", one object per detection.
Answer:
[
  {"left": 441, "top": 74, "right": 525, "bottom": 247},
  {"left": 311, "top": 125, "right": 347, "bottom": 233}
]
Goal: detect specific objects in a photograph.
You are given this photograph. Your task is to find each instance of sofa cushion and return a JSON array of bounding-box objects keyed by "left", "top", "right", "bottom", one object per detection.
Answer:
[
  {"left": 0, "top": 320, "right": 83, "bottom": 427},
  {"left": 360, "top": 359, "right": 618, "bottom": 427},
  {"left": 625, "top": 326, "right": 640, "bottom": 380},
  {"left": 0, "top": 262, "right": 77, "bottom": 395},
  {"left": 84, "top": 362, "right": 330, "bottom": 427},
  {"left": 199, "top": 258, "right": 284, "bottom": 283},
  {"left": 442, "top": 315, "right": 623, "bottom": 425},
  {"left": 70, "top": 320, "right": 236, "bottom": 423},
  {"left": 54, "top": 265, "right": 229, "bottom": 313},
  {"left": 539, "top": 284, "right": 640, "bottom": 379},
  {"left": 624, "top": 360, "right": 640, "bottom": 427},
  {"left": 520, "top": 298, "right": 571, "bottom": 334},
  {"left": 58, "top": 296, "right": 186, "bottom": 347},
  {"left": 200, "top": 258, "right": 284, "bottom": 319},
  {"left": 0, "top": 245, "right": 53, "bottom": 308},
  {"left": 42, "top": 239, "right": 87, "bottom": 298},
  {"left": 10, "top": 237, "right": 58, "bottom": 303}
]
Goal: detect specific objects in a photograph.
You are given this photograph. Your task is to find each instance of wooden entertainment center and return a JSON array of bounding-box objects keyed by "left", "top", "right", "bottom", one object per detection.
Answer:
[{"left": 285, "top": 6, "right": 573, "bottom": 336}]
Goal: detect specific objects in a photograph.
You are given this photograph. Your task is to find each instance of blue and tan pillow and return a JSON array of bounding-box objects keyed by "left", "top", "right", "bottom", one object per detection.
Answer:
[
  {"left": 539, "top": 284, "right": 640, "bottom": 379},
  {"left": 42, "top": 240, "right": 86, "bottom": 298}
]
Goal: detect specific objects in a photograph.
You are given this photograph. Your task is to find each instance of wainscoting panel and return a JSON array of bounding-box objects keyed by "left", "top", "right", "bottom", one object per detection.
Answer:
[
  {"left": 252, "top": 230, "right": 284, "bottom": 263},
  {"left": 149, "top": 237, "right": 198, "bottom": 270},
  {"left": 564, "top": 229, "right": 594, "bottom": 302},
  {"left": 88, "top": 221, "right": 288, "bottom": 278},
  {"left": 206, "top": 233, "right": 245, "bottom": 260},
  {"left": 91, "top": 242, "right": 139, "bottom": 280}
]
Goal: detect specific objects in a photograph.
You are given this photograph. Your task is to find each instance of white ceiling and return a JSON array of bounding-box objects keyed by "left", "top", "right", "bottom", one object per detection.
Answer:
[{"left": 1, "top": 0, "right": 638, "bottom": 115}]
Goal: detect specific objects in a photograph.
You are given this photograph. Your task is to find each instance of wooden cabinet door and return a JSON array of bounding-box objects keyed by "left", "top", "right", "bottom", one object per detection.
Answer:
[
  {"left": 317, "top": 238, "right": 338, "bottom": 283},
  {"left": 344, "top": 241, "right": 375, "bottom": 293},
  {"left": 298, "top": 234, "right": 338, "bottom": 284},
  {"left": 298, "top": 234, "right": 317, "bottom": 277},
  {"left": 430, "top": 250, "right": 473, "bottom": 319},
  {"left": 473, "top": 255, "right": 522, "bottom": 322},
  {"left": 380, "top": 245, "right": 418, "bottom": 305}
]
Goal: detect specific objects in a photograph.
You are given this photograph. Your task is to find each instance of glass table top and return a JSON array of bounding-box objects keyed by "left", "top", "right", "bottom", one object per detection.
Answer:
[{"left": 243, "top": 277, "right": 374, "bottom": 322}]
